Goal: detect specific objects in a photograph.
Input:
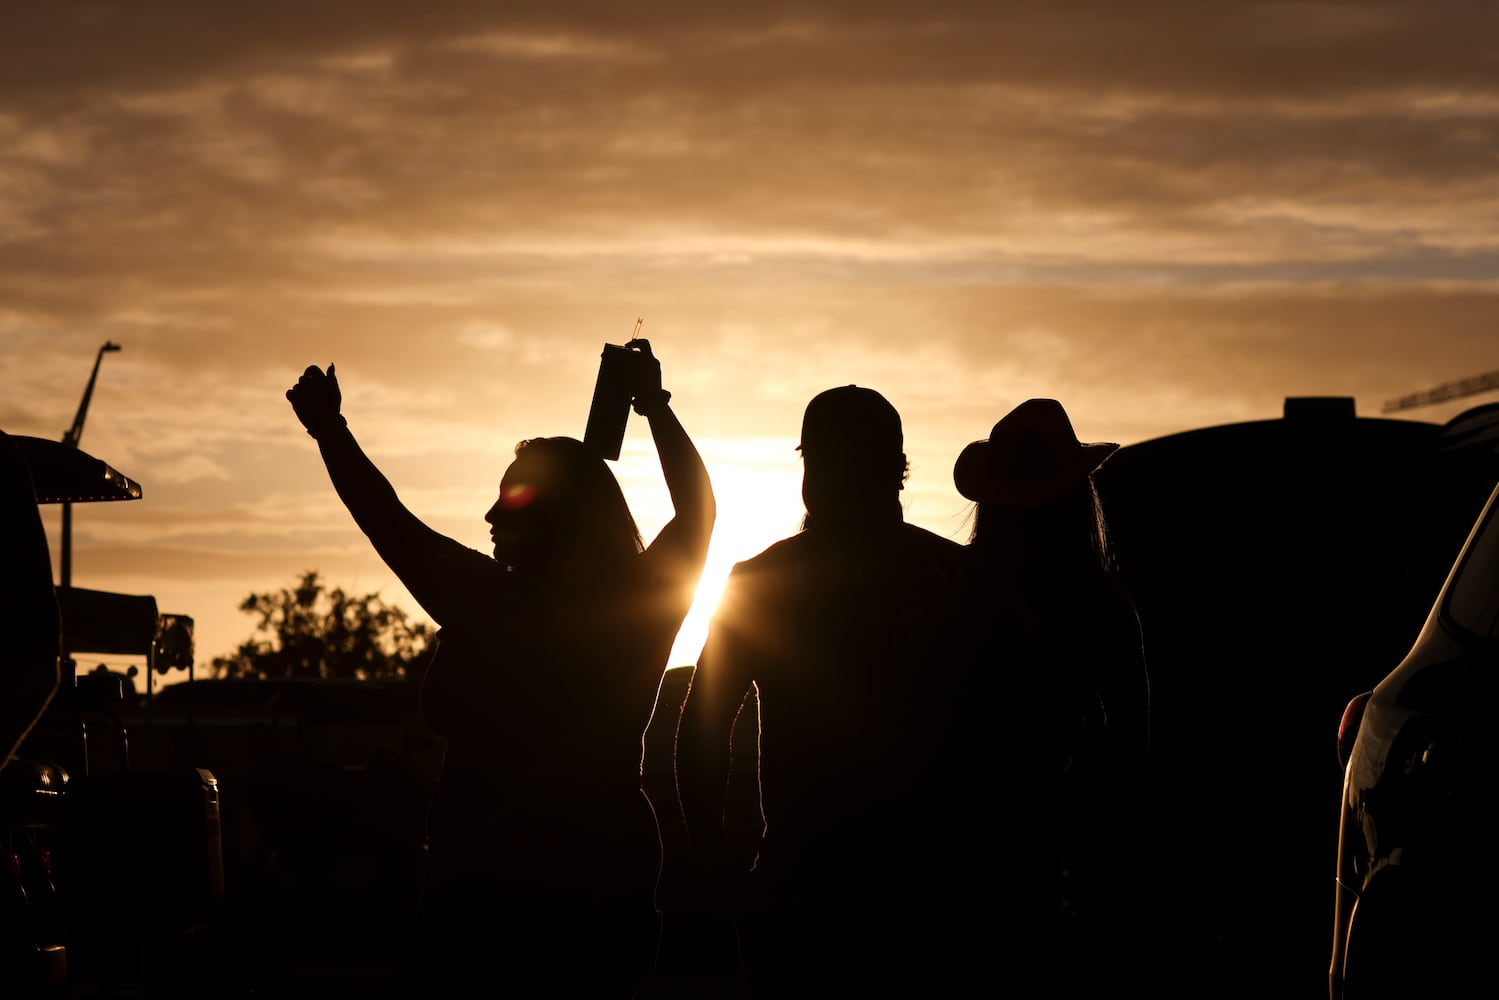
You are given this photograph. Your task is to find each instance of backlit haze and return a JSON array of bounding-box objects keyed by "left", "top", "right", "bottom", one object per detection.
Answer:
[{"left": 5, "top": 2, "right": 1497, "bottom": 682}]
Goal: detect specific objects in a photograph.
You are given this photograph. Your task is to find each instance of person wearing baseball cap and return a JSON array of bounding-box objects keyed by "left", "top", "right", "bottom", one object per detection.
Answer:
[
  {"left": 795, "top": 384, "right": 911, "bottom": 527},
  {"left": 676, "top": 384, "right": 972, "bottom": 997}
]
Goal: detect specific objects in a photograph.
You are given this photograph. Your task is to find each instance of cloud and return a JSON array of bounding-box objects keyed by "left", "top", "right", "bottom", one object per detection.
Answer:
[{"left": 8, "top": 1, "right": 1499, "bottom": 666}]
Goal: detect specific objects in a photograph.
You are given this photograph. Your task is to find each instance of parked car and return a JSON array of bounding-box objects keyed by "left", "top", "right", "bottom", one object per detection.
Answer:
[
  {"left": 2, "top": 429, "right": 224, "bottom": 1000},
  {"left": 1092, "top": 397, "right": 1499, "bottom": 993},
  {"left": 1330, "top": 475, "right": 1499, "bottom": 999}
]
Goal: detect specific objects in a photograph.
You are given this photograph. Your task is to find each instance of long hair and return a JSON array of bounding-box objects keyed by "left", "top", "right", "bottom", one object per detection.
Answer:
[
  {"left": 508, "top": 436, "right": 644, "bottom": 588},
  {"left": 969, "top": 475, "right": 1115, "bottom": 577}
]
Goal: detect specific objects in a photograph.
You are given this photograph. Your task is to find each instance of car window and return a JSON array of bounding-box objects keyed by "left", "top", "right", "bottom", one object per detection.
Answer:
[{"left": 1445, "top": 485, "right": 1499, "bottom": 639}]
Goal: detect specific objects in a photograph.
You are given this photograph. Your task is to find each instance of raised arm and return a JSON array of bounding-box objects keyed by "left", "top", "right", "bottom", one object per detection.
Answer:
[
  {"left": 286, "top": 364, "right": 500, "bottom": 626},
  {"left": 628, "top": 339, "right": 716, "bottom": 591}
]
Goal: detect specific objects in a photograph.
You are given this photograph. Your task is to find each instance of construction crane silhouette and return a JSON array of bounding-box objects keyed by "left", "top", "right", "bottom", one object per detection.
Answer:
[{"left": 1382, "top": 367, "right": 1499, "bottom": 414}]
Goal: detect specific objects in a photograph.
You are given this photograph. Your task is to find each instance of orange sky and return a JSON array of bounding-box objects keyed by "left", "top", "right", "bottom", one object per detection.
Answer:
[{"left": 4, "top": 2, "right": 1497, "bottom": 678}]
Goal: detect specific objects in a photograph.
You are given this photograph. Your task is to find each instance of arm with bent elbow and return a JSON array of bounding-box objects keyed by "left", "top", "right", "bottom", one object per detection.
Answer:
[
  {"left": 630, "top": 339, "right": 715, "bottom": 592},
  {"left": 286, "top": 364, "right": 496, "bottom": 626}
]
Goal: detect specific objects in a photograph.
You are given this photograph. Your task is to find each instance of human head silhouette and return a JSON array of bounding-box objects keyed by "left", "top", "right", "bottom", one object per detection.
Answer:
[
  {"left": 796, "top": 385, "right": 909, "bottom": 525},
  {"left": 954, "top": 398, "right": 1118, "bottom": 563},
  {"left": 953, "top": 398, "right": 1117, "bottom": 509},
  {"left": 486, "top": 436, "right": 643, "bottom": 576}
]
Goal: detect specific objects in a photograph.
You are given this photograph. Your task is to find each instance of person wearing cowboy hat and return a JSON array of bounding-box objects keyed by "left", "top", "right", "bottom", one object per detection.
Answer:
[
  {"left": 953, "top": 397, "right": 1122, "bottom": 510},
  {"left": 951, "top": 397, "right": 1155, "bottom": 992}
]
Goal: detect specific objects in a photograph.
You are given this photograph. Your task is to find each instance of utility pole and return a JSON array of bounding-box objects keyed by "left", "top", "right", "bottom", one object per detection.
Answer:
[{"left": 59, "top": 341, "right": 121, "bottom": 588}]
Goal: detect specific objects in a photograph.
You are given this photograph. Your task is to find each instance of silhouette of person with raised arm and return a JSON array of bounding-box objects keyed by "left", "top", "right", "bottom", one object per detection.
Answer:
[
  {"left": 951, "top": 397, "right": 1153, "bottom": 991},
  {"left": 674, "top": 385, "right": 970, "bottom": 999},
  {"left": 286, "top": 339, "right": 714, "bottom": 999}
]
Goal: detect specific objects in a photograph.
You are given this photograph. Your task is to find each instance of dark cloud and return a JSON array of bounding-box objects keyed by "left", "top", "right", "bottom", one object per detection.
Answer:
[{"left": 11, "top": 3, "right": 1497, "bottom": 103}]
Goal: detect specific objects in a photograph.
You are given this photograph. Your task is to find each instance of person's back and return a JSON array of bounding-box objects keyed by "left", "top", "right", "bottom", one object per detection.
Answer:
[
  {"left": 716, "top": 520, "right": 965, "bottom": 871},
  {"left": 676, "top": 386, "right": 970, "bottom": 998},
  {"left": 952, "top": 398, "right": 1154, "bottom": 991}
]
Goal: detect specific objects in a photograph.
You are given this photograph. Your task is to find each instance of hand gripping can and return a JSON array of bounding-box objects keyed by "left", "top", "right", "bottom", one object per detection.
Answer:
[{"left": 583, "top": 343, "right": 643, "bottom": 461}]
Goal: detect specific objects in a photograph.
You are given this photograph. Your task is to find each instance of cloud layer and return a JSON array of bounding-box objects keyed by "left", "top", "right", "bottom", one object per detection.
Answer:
[{"left": 6, "top": 2, "right": 1497, "bottom": 666}]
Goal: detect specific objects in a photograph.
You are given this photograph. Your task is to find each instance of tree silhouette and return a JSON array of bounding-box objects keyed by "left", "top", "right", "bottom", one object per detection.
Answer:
[{"left": 211, "top": 570, "right": 434, "bottom": 680}]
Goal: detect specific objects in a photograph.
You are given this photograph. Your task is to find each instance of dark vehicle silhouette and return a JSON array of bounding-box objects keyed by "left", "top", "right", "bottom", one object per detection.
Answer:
[
  {"left": 1091, "top": 397, "right": 1499, "bottom": 995},
  {"left": 2, "top": 432, "right": 221, "bottom": 1000},
  {"left": 113, "top": 674, "right": 444, "bottom": 994},
  {"left": 1330, "top": 464, "right": 1499, "bottom": 999}
]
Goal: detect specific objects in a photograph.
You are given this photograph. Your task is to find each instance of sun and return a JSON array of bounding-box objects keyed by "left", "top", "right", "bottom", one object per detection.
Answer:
[
  {"left": 665, "top": 504, "right": 801, "bottom": 670},
  {"left": 665, "top": 545, "right": 738, "bottom": 670},
  {"left": 655, "top": 440, "right": 808, "bottom": 670}
]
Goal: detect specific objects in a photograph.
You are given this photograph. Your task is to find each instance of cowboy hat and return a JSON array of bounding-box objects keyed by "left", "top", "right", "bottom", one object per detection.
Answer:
[{"left": 953, "top": 398, "right": 1118, "bottom": 507}]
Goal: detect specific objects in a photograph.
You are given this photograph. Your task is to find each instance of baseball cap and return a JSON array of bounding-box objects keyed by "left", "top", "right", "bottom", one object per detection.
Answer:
[{"left": 796, "top": 385, "right": 903, "bottom": 458}]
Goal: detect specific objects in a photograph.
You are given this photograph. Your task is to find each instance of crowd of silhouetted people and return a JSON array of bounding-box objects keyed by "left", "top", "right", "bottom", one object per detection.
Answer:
[
  {"left": 284, "top": 341, "right": 1156, "bottom": 998},
  {"left": 3, "top": 341, "right": 1158, "bottom": 999}
]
